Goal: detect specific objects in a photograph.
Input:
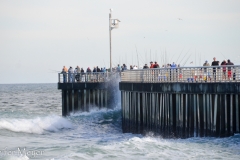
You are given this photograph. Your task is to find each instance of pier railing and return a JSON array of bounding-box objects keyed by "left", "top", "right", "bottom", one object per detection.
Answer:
[
  {"left": 121, "top": 65, "right": 240, "bottom": 83},
  {"left": 58, "top": 72, "right": 112, "bottom": 83}
]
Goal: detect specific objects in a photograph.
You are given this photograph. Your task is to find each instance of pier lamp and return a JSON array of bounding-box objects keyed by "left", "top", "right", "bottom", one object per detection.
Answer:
[{"left": 109, "top": 9, "right": 120, "bottom": 72}]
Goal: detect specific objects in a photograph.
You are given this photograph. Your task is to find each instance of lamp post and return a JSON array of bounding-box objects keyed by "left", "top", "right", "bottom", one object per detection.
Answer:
[{"left": 109, "top": 9, "right": 120, "bottom": 72}]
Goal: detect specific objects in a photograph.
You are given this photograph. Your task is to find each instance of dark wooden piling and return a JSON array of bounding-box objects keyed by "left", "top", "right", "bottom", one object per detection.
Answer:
[
  {"left": 58, "top": 81, "right": 118, "bottom": 116},
  {"left": 119, "top": 82, "right": 240, "bottom": 138}
]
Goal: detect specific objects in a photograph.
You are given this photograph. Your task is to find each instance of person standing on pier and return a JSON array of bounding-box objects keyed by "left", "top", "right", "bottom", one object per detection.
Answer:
[
  {"left": 97, "top": 66, "right": 101, "bottom": 72},
  {"left": 62, "top": 66, "right": 68, "bottom": 83},
  {"left": 133, "top": 65, "right": 138, "bottom": 69},
  {"left": 203, "top": 60, "right": 210, "bottom": 81},
  {"left": 80, "top": 68, "right": 84, "bottom": 82},
  {"left": 153, "top": 62, "right": 159, "bottom": 81},
  {"left": 122, "top": 64, "right": 127, "bottom": 71},
  {"left": 154, "top": 62, "right": 159, "bottom": 68},
  {"left": 150, "top": 61, "right": 154, "bottom": 68},
  {"left": 143, "top": 64, "right": 149, "bottom": 69},
  {"left": 226, "top": 59, "right": 234, "bottom": 80},
  {"left": 93, "top": 67, "right": 97, "bottom": 72},
  {"left": 68, "top": 66, "right": 74, "bottom": 82},
  {"left": 117, "top": 64, "right": 121, "bottom": 72},
  {"left": 86, "top": 67, "right": 91, "bottom": 82},
  {"left": 74, "top": 66, "right": 81, "bottom": 82},
  {"left": 170, "top": 62, "right": 177, "bottom": 81},
  {"left": 149, "top": 62, "right": 154, "bottom": 81},
  {"left": 81, "top": 68, "right": 84, "bottom": 73},
  {"left": 221, "top": 60, "right": 227, "bottom": 80},
  {"left": 211, "top": 57, "right": 219, "bottom": 81}
]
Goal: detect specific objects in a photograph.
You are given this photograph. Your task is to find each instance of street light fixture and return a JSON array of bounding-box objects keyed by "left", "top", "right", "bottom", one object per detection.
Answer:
[{"left": 109, "top": 9, "right": 120, "bottom": 72}]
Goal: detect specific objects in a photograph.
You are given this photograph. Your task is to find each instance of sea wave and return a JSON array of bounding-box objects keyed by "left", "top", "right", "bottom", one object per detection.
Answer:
[
  {"left": 0, "top": 115, "right": 73, "bottom": 134},
  {"left": 70, "top": 107, "right": 121, "bottom": 117}
]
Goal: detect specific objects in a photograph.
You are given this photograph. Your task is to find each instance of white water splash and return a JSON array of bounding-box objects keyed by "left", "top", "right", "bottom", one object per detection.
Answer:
[{"left": 0, "top": 115, "right": 73, "bottom": 134}]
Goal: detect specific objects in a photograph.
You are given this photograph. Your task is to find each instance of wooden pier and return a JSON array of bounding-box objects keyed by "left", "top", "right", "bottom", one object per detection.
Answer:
[
  {"left": 120, "top": 66, "right": 240, "bottom": 138},
  {"left": 58, "top": 66, "right": 240, "bottom": 137},
  {"left": 58, "top": 73, "right": 119, "bottom": 116}
]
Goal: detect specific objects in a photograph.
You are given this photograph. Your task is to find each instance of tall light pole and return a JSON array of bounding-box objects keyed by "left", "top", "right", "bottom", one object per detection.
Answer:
[{"left": 109, "top": 9, "right": 120, "bottom": 72}]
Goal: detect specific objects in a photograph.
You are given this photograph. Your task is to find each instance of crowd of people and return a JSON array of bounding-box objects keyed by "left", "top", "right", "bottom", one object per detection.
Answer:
[
  {"left": 116, "top": 62, "right": 180, "bottom": 71},
  {"left": 203, "top": 57, "right": 234, "bottom": 80},
  {"left": 61, "top": 57, "right": 235, "bottom": 82},
  {"left": 61, "top": 66, "right": 108, "bottom": 82}
]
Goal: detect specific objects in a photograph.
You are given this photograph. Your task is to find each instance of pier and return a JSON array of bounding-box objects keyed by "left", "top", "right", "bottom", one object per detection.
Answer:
[
  {"left": 58, "top": 72, "right": 119, "bottom": 116},
  {"left": 120, "top": 66, "right": 240, "bottom": 137},
  {"left": 58, "top": 65, "right": 240, "bottom": 138}
]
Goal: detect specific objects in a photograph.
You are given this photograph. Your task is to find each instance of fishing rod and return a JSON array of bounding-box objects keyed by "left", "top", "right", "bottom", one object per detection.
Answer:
[
  {"left": 220, "top": 52, "right": 227, "bottom": 60},
  {"left": 137, "top": 51, "right": 145, "bottom": 65},
  {"left": 161, "top": 49, "right": 165, "bottom": 66},
  {"left": 119, "top": 55, "right": 120, "bottom": 66},
  {"left": 49, "top": 69, "right": 61, "bottom": 73},
  {"left": 145, "top": 49, "right": 147, "bottom": 63},
  {"left": 155, "top": 50, "right": 157, "bottom": 62},
  {"left": 195, "top": 49, "right": 196, "bottom": 66},
  {"left": 135, "top": 45, "right": 139, "bottom": 67},
  {"left": 175, "top": 48, "right": 184, "bottom": 64},
  {"left": 132, "top": 51, "right": 133, "bottom": 65},
  {"left": 150, "top": 49, "right": 152, "bottom": 61},
  {"left": 182, "top": 54, "right": 192, "bottom": 66},
  {"left": 162, "top": 49, "right": 165, "bottom": 66},
  {"left": 165, "top": 49, "right": 167, "bottom": 65},
  {"left": 169, "top": 53, "right": 175, "bottom": 63},
  {"left": 179, "top": 48, "right": 191, "bottom": 65},
  {"left": 199, "top": 52, "right": 201, "bottom": 66}
]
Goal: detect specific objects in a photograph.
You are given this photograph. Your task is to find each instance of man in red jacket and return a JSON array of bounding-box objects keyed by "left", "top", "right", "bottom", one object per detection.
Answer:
[
  {"left": 226, "top": 59, "right": 234, "bottom": 80},
  {"left": 150, "top": 61, "right": 154, "bottom": 68}
]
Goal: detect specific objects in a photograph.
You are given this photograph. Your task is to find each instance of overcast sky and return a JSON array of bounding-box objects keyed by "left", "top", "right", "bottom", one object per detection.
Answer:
[{"left": 0, "top": 0, "right": 240, "bottom": 83}]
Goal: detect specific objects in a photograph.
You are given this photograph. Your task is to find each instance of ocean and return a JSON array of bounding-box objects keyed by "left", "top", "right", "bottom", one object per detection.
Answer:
[{"left": 0, "top": 83, "right": 239, "bottom": 160}]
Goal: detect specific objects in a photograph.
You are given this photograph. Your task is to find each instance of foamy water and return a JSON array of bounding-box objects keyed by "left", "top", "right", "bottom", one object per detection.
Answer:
[
  {"left": 0, "top": 116, "right": 73, "bottom": 134},
  {"left": 0, "top": 84, "right": 239, "bottom": 160}
]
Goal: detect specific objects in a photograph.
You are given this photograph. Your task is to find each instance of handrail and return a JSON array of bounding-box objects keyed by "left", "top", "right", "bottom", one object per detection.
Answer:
[
  {"left": 58, "top": 72, "right": 116, "bottom": 83},
  {"left": 120, "top": 65, "right": 240, "bottom": 83}
]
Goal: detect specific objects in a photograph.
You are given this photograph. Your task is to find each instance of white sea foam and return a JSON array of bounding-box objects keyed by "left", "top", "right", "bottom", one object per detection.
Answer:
[
  {"left": 70, "top": 107, "right": 120, "bottom": 117},
  {"left": 4, "top": 155, "right": 29, "bottom": 160},
  {"left": 0, "top": 115, "right": 73, "bottom": 134}
]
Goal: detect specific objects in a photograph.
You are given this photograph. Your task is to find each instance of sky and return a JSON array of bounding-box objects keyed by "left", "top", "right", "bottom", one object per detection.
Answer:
[{"left": 0, "top": 0, "right": 240, "bottom": 83}]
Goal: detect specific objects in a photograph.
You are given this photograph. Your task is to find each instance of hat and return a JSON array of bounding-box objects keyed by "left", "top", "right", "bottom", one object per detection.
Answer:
[{"left": 205, "top": 60, "right": 208, "bottom": 62}]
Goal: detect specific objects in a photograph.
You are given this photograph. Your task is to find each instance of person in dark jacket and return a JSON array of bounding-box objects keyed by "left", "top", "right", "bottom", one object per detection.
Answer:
[
  {"left": 143, "top": 64, "right": 149, "bottom": 69},
  {"left": 221, "top": 60, "right": 227, "bottom": 80},
  {"left": 93, "top": 67, "right": 97, "bottom": 72},
  {"left": 154, "top": 62, "right": 159, "bottom": 68},
  {"left": 81, "top": 68, "right": 84, "bottom": 73},
  {"left": 97, "top": 66, "right": 101, "bottom": 72},
  {"left": 68, "top": 66, "right": 74, "bottom": 82},
  {"left": 211, "top": 57, "right": 219, "bottom": 80}
]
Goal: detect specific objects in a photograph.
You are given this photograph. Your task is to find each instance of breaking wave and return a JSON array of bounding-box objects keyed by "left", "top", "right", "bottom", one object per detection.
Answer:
[{"left": 0, "top": 115, "right": 73, "bottom": 134}]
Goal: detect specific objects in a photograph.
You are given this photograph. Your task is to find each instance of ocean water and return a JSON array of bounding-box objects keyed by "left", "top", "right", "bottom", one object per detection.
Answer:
[{"left": 0, "top": 84, "right": 240, "bottom": 160}]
